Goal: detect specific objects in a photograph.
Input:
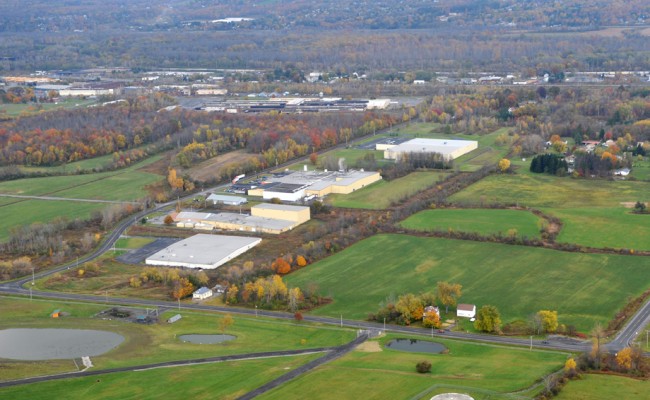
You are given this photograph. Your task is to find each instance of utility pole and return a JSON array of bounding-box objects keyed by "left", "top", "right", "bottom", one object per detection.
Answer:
[
  {"left": 340, "top": 314, "right": 342, "bottom": 328},
  {"left": 530, "top": 336, "right": 533, "bottom": 350}
]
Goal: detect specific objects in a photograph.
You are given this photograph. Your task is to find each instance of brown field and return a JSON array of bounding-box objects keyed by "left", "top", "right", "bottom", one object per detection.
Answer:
[
  {"left": 578, "top": 26, "right": 650, "bottom": 38},
  {"left": 186, "top": 150, "right": 260, "bottom": 182}
]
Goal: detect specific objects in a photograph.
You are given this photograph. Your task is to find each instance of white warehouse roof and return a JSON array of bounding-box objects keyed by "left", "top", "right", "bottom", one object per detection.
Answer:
[
  {"left": 145, "top": 234, "right": 261, "bottom": 269},
  {"left": 384, "top": 138, "right": 478, "bottom": 160}
]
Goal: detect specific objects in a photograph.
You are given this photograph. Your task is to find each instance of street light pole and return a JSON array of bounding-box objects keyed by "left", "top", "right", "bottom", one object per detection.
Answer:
[
  {"left": 31, "top": 267, "right": 35, "bottom": 285},
  {"left": 530, "top": 336, "right": 533, "bottom": 350},
  {"left": 340, "top": 314, "right": 342, "bottom": 328},
  {"left": 255, "top": 305, "right": 258, "bottom": 317}
]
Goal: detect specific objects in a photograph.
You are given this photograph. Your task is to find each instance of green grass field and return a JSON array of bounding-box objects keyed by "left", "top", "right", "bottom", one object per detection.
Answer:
[
  {"left": 114, "top": 237, "right": 155, "bottom": 249},
  {"left": 0, "top": 156, "right": 163, "bottom": 241},
  {"left": 0, "top": 354, "right": 320, "bottom": 400},
  {"left": 449, "top": 173, "right": 650, "bottom": 250},
  {"left": 400, "top": 209, "right": 543, "bottom": 239},
  {"left": 555, "top": 374, "right": 649, "bottom": 400},
  {"left": 260, "top": 333, "right": 567, "bottom": 400},
  {"left": 327, "top": 171, "right": 448, "bottom": 209},
  {"left": 285, "top": 234, "right": 650, "bottom": 331},
  {"left": 0, "top": 296, "right": 355, "bottom": 380},
  {"left": 0, "top": 98, "right": 97, "bottom": 117}
]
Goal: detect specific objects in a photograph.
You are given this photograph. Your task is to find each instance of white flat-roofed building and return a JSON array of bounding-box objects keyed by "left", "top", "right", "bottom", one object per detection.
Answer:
[
  {"left": 145, "top": 234, "right": 261, "bottom": 269},
  {"left": 193, "top": 287, "right": 213, "bottom": 300},
  {"left": 383, "top": 138, "right": 478, "bottom": 161},
  {"left": 206, "top": 194, "right": 248, "bottom": 206},
  {"left": 171, "top": 210, "right": 304, "bottom": 234},
  {"left": 457, "top": 304, "right": 476, "bottom": 319}
]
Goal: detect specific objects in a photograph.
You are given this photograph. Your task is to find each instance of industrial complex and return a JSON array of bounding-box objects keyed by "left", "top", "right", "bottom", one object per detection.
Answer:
[
  {"left": 145, "top": 234, "right": 262, "bottom": 269},
  {"left": 173, "top": 203, "right": 311, "bottom": 234},
  {"left": 246, "top": 169, "right": 382, "bottom": 202}
]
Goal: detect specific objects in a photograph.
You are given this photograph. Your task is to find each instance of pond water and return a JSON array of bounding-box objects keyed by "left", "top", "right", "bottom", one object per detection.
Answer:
[
  {"left": 178, "top": 334, "right": 236, "bottom": 344},
  {"left": 385, "top": 338, "right": 447, "bottom": 354},
  {"left": 0, "top": 328, "right": 124, "bottom": 360}
]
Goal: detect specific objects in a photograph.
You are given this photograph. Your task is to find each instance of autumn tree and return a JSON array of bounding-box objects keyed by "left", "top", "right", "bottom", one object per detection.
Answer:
[
  {"left": 226, "top": 284, "right": 239, "bottom": 304},
  {"left": 167, "top": 168, "right": 184, "bottom": 190},
  {"left": 164, "top": 215, "right": 174, "bottom": 225},
  {"left": 497, "top": 158, "right": 511, "bottom": 172},
  {"left": 395, "top": 293, "right": 424, "bottom": 324},
  {"left": 415, "top": 360, "right": 432, "bottom": 373},
  {"left": 171, "top": 277, "right": 195, "bottom": 300},
  {"left": 219, "top": 314, "right": 234, "bottom": 333},
  {"left": 288, "top": 287, "right": 304, "bottom": 312},
  {"left": 590, "top": 323, "right": 606, "bottom": 369},
  {"left": 436, "top": 281, "right": 462, "bottom": 314},
  {"left": 537, "top": 310, "right": 559, "bottom": 333},
  {"left": 474, "top": 305, "right": 501, "bottom": 333},
  {"left": 616, "top": 347, "right": 633, "bottom": 370},
  {"left": 422, "top": 312, "right": 441, "bottom": 329},
  {"left": 296, "top": 255, "right": 307, "bottom": 267},
  {"left": 272, "top": 257, "right": 291, "bottom": 274},
  {"left": 564, "top": 358, "right": 577, "bottom": 375}
]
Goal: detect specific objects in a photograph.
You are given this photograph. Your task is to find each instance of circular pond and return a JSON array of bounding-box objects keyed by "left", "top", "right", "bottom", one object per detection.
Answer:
[
  {"left": 178, "top": 334, "right": 236, "bottom": 344},
  {"left": 0, "top": 328, "right": 124, "bottom": 360},
  {"left": 385, "top": 338, "right": 447, "bottom": 354}
]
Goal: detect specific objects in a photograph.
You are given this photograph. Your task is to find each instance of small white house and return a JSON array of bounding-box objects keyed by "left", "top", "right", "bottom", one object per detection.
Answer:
[
  {"left": 424, "top": 305, "right": 440, "bottom": 318},
  {"left": 193, "top": 287, "right": 213, "bottom": 300},
  {"left": 457, "top": 304, "right": 476, "bottom": 319}
]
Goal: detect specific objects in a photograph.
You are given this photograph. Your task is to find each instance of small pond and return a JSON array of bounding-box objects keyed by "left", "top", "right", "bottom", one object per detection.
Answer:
[
  {"left": 178, "top": 334, "right": 236, "bottom": 344},
  {"left": 0, "top": 328, "right": 124, "bottom": 360},
  {"left": 385, "top": 338, "right": 447, "bottom": 354}
]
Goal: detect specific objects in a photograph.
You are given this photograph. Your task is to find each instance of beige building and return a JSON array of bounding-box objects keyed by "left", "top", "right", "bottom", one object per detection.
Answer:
[
  {"left": 305, "top": 170, "right": 381, "bottom": 196},
  {"left": 250, "top": 203, "right": 310, "bottom": 224}
]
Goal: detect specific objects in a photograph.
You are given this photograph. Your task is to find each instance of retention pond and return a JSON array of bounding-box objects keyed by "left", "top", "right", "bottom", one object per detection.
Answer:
[
  {"left": 385, "top": 338, "right": 447, "bottom": 354},
  {"left": 0, "top": 328, "right": 124, "bottom": 360}
]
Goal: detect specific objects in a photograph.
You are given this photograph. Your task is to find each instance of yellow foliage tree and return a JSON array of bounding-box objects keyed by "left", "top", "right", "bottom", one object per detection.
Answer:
[
  {"left": 219, "top": 314, "right": 234, "bottom": 333},
  {"left": 537, "top": 310, "right": 559, "bottom": 333},
  {"left": 498, "top": 158, "right": 511, "bottom": 172},
  {"left": 296, "top": 255, "right": 307, "bottom": 267},
  {"left": 616, "top": 347, "right": 633, "bottom": 370},
  {"left": 564, "top": 357, "right": 577, "bottom": 373}
]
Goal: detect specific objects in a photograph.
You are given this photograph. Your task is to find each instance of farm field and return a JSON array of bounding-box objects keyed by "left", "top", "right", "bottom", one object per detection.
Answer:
[
  {"left": 285, "top": 234, "right": 650, "bottom": 331},
  {"left": 327, "top": 171, "right": 448, "bottom": 209},
  {"left": 554, "top": 374, "right": 649, "bottom": 399},
  {"left": 260, "top": 334, "right": 567, "bottom": 400},
  {"left": 0, "top": 98, "right": 97, "bottom": 117},
  {"left": 449, "top": 173, "right": 650, "bottom": 250},
  {"left": 0, "top": 156, "right": 163, "bottom": 241},
  {"left": 0, "top": 355, "right": 319, "bottom": 400},
  {"left": 186, "top": 149, "right": 261, "bottom": 182},
  {"left": 0, "top": 296, "right": 355, "bottom": 380},
  {"left": 400, "top": 208, "right": 543, "bottom": 239}
]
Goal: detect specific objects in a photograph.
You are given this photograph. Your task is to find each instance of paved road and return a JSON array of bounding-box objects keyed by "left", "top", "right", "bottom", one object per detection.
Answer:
[{"left": 237, "top": 334, "right": 369, "bottom": 400}]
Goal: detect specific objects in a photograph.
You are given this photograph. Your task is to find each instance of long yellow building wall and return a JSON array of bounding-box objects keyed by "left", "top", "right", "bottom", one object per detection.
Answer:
[
  {"left": 251, "top": 207, "right": 310, "bottom": 224},
  {"left": 331, "top": 172, "right": 382, "bottom": 194}
]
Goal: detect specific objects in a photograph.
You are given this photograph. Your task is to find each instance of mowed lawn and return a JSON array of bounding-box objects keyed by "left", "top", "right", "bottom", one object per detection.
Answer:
[
  {"left": 0, "top": 355, "right": 320, "bottom": 400},
  {"left": 0, "top": 157, "right": 163, "bottom": 240},
  {"left": 555, "top": 374, "right": 649, "bottom": 400},
  {"left": 327, "top": 171, "right": 448, "bottom": 209},
  {"left": 400, "top": 208, "right": 543, "bottom": 239},
  {"left": 260, "top": 334, "right": 567, "bottom": 400},
  {"left": 0, "top": 296, "right": 354, "bottom": 380},
  {"left": 449, "top": 173, "right": 650, "bottom": 250},
  {"left": 285, "top": 234, "right": 650, "bottom": 331}
]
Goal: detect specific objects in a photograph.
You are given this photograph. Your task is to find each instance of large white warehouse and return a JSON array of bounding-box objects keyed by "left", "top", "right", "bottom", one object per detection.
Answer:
[
  {"left": 382, "top": 138, "right": 478, "bottom": 161},
  {"left": 145, "top": 234, "right": 261, "bottom": 269}
]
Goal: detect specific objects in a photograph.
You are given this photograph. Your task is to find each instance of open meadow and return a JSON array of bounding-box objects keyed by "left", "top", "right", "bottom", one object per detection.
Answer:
[
  {"left": 0, "top": 354, "right": 320, "bottom": 400},
  {"left": 285, "top": 234, "right": 650, "bottom": 332},
  {"left": 554, "top": 374, "right": 649, "bottom": 400},
  {"left": 449, "top": 173, "right": 650, "bottom": 250},
  {"left": 0, "top": 156, "right": 163, "bottom": 240},
  {"left": 327, "top": 171, "right": 448, "bottom": 209},
  {"left": 0, "top": 296, "right": 355, "bottom": 380},
  {"left": 259, "top": 333, "right": 567, "bottom": 400},
  {"left": 400, "top": 208, "right": 543, "bottom": 239}
]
